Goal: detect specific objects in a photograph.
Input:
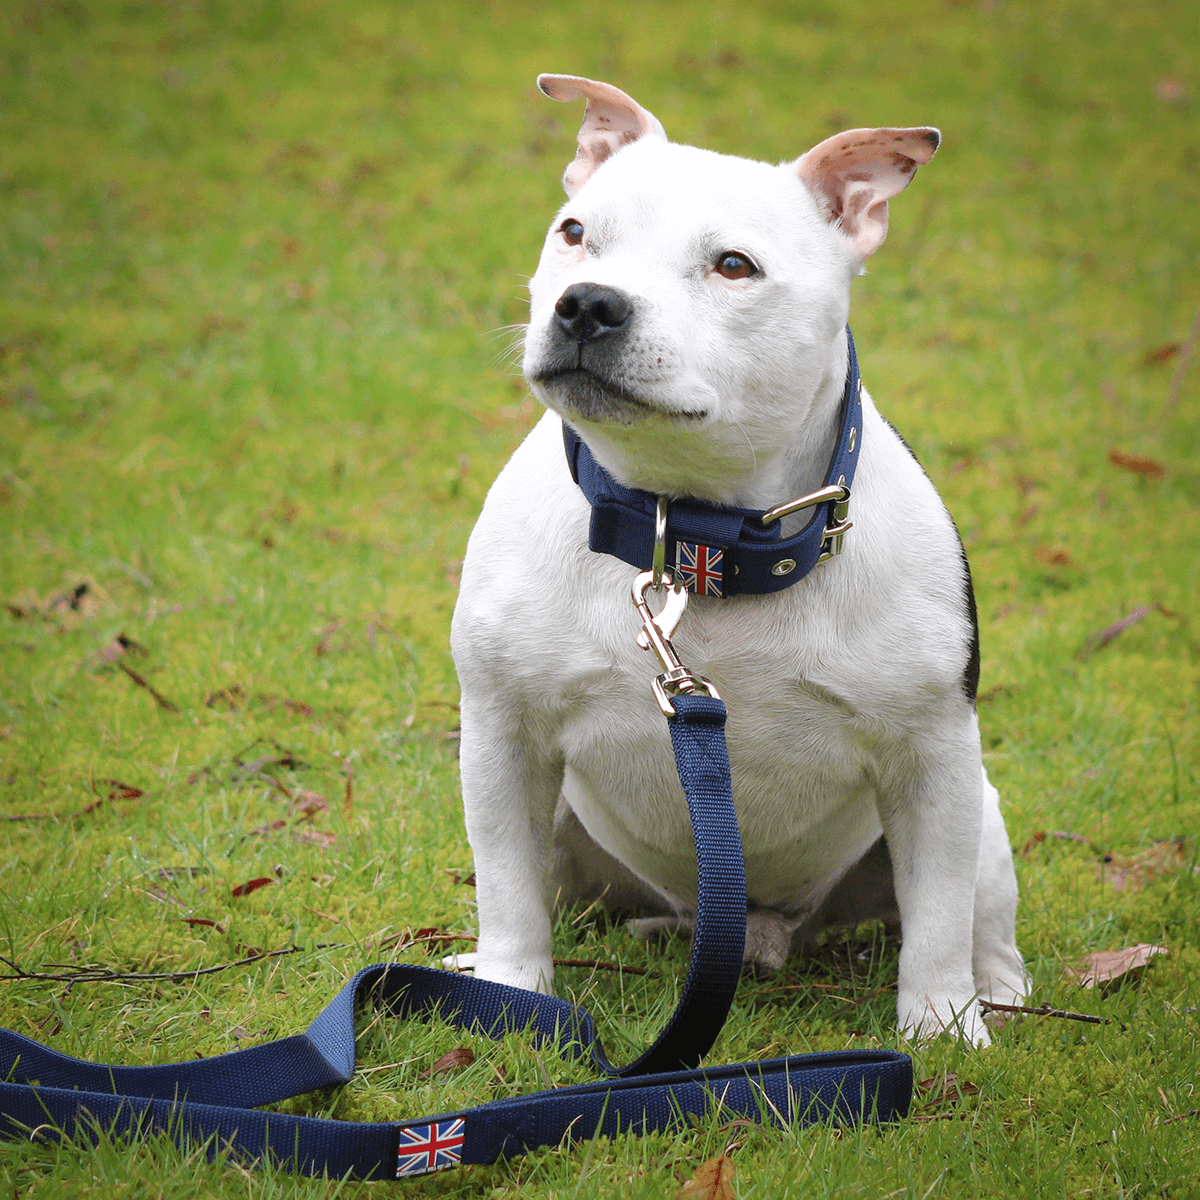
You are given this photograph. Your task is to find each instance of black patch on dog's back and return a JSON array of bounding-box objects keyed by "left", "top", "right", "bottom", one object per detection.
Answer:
[
  {"left": 957, "top": 545, "right": 981, "bottom": 703},
  {"left": 882, "top": 418, "right": 981, "bottom": 705}
]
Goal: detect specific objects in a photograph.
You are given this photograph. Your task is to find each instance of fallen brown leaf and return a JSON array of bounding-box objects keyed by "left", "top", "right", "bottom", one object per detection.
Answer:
[
  {"left": 1108, "top": 449, "right": 1166, "bottom": 479},
  {"left": 181, "top": 917, "right": 226, "bottom": 932},
  {"left": 678, "top": 1156, "right": 738, "bottom": 1200},
  {"left": 419, "top": 1047, "right": 475, "bottom": 1079},
  {"left": 1096, "top": 839, "right": 1188, "bottom": 892},
  {"left": 1067, "top": 943, "right": 1168, "bottom": 989},
  {"left": 231, "top": 877, "right": 275, "bottom": 897},
  {"left": 75, "top": 780, "right": 146, "bottom": 816},
  {"left": 1035, "top": 545, "right": 1073, "bottom": 568},
  {"left": 1144, "top": 343, "right": 1181, "bottom": 364}
]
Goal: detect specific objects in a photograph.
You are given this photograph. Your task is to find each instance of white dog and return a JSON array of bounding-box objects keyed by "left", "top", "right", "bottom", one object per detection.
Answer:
[{"left": 450, "top": 75, "right": 1026, "bottom": 1045}]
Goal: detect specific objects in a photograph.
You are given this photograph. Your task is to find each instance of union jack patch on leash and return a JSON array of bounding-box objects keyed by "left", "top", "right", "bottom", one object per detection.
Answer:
[
  {"left": 677, "top": 542, "right": 724, "bottom": 596},
  {"left": 396, "top": 1118, "right": 466, "bottom": 1176}
]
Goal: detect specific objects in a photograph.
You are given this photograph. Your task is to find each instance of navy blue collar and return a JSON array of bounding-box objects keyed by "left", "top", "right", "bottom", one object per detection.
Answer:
[{"left": 563, "top": 327, "right": 862, "bottom": 597}]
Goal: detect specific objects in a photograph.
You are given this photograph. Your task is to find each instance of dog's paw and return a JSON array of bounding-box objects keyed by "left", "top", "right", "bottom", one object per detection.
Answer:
[
  {"left": 742, "top": 909, "right": 792, "bottom": 978},
  {"left": 626, "top": 915, "right": 690, "bottom": 943},
  {"left": 442, "top": 951, "right": 477, "bottom": 973},
  {"left": 974, "top": 949, "right": 1029, "bottom": 1010},
  {"left": 898, "top": 994, "right": 991, "bottom": 1048},
  {"left": 470, "top": 955, "right": 555, "bottom": 995}
]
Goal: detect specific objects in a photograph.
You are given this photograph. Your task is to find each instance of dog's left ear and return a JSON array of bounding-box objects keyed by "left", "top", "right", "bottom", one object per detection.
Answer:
[
  {"left": 795, "top": 127, "right": 941, "bottom": 260},
  {"left": 537, "top": 74, "right": 667, "bottom": 197}
]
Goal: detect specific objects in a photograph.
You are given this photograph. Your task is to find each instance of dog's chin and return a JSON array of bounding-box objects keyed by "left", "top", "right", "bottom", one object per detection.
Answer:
[{"left": 531, "top": 369, "right": 705, "bottom": 425}]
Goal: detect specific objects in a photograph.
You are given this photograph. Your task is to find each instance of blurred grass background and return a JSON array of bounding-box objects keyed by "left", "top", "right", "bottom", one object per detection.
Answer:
[{"left": 1, "top": 1, "right": 1198, "bottom": 1196}]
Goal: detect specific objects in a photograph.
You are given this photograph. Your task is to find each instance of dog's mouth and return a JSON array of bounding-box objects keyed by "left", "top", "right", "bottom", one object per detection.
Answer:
[{"left": 532, "top": 367, "right": 707, "bottom": 425}]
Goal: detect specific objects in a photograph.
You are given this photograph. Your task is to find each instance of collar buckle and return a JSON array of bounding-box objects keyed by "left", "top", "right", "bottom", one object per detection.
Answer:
[
  {"left": 758, "top": 482, "right": 850, "bottom": 526},
  {"left": 815, "top": 476, "right": 852, "bottom": 564}
]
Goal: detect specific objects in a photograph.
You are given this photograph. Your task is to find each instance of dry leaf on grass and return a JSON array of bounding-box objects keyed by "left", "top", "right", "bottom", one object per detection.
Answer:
[
  {"left": 1096, "top": 839, "right": 1189, "bottom": 892},
  {"left": 1067, "top": 943, "right": 1168, "bottom": 989},
  {"left": 677, "top": 1155, "right": 738, "bottom": 1200},
  {"left": 231, "top": 876, "right": 275, "bottom": 897},
  {"left": 1108, "top": 448, "right": 1166, "bottom": 479},
  {"left": 1035, "top": 545, "right": 1074, "bottom": 567},
  {"left": 419, "top": 1047, "right": 475, "bottom": 1079}
]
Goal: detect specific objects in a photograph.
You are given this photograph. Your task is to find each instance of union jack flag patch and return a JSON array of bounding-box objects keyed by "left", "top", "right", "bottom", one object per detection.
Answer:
[
  {"left": 396, "top": 1118, "right": 466, "bottom": 1177},
  {"left": 676, "top": 542, "right": 724, "bottom": 597}
]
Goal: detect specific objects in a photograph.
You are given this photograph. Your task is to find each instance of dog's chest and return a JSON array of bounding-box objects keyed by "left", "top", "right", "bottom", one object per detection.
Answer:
[{"left": 549, "top": 595, "right": 883, "bottom": 903}]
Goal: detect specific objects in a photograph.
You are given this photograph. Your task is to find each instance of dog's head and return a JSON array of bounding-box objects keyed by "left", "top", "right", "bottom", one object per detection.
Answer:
[{"left": 522, "top": 74, "right": 938, "bottom": 504}]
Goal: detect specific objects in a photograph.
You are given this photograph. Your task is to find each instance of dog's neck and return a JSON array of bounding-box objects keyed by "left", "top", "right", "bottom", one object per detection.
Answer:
[
  {"left": 560, "top": 329, "right": 861, "bottom": 598},
  {"left": 564, "top": 330, "right": 851, "bottom": 511}
]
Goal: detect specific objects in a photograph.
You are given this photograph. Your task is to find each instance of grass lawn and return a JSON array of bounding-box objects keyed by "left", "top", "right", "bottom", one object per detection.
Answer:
[{"left": 1, "top": 0, "right": 1198, "bottom": 1195}]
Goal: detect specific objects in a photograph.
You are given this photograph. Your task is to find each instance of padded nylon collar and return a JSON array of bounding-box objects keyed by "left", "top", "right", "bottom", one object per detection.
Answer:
[{"left": 563, "top": 327, "right": 862, "bottom": 597}]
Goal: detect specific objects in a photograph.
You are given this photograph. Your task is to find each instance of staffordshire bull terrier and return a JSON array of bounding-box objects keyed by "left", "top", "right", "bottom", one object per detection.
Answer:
[{"left": 449, "top": 74, "right": 1026, "bottom": 1045}]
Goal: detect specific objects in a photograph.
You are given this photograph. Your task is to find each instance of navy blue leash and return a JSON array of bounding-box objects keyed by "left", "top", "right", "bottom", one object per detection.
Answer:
[{"left": 0, "top": 699, "right": 909, "bottom": 1180}]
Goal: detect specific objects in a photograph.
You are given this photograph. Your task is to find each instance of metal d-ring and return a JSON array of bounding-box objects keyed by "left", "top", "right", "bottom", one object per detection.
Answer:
[{"left": 652, "top": 495, "right": 669, "bottom": 586}]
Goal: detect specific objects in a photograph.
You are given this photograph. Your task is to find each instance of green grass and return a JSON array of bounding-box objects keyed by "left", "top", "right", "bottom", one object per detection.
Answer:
[{"left": 2, "top": 0, "right": 1198, "bottom": 1195}]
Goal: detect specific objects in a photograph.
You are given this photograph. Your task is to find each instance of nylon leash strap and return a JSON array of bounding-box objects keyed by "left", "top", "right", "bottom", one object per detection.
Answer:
[{"left": 0, "top": 582, "right": 911, "bottom": 1180}]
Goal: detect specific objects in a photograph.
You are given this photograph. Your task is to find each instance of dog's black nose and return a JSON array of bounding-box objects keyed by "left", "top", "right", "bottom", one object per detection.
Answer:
[{"left": 553, "top": 283, "right": 633, "bottom": 343}]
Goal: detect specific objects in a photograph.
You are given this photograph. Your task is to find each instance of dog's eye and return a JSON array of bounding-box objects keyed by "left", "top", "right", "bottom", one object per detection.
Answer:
[
  {"left": 715, "top": 252, "right": 758, "bottom": 280},
  {"left": 559, "top": 219, "right": 584, "bottom": 246}
]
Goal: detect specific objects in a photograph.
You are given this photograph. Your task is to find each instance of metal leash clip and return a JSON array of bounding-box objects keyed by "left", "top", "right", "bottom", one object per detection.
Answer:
[{"left": 632, "top": 497, "right": 722, "bottom": 716}]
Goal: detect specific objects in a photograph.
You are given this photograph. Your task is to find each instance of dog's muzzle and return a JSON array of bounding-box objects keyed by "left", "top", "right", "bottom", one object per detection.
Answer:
[{"left": 530, "top": 282, "right": 651, "bottom": 422}]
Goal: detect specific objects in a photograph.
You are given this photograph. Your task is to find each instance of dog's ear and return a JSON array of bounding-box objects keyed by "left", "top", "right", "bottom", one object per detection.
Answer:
[
  {"left": 537, "top": 74, "right": 667, "bottom": 197},
  {"left": 795, "top": 127, "right": 941, "bottom": 259}
]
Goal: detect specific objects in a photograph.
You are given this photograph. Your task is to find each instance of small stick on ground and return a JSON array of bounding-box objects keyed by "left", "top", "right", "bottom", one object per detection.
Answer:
[
  {"left": 552, "top": 958, "right": 650, "bottom": 975},
  {"left": 981, "top": 1000, "right": 1109, "bottom": 1025},
  {"left": 0, "top": 946, "right": 299, "bottom": 984},
  {"left": 1164, "top": 299, "right": 1200, "bottom": 420},
  {"left": 118, "top": 661, "right": 180, "bottom": 713}
]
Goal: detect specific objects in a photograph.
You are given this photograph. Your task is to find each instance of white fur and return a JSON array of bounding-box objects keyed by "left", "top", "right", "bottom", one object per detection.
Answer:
[{"left": 450, "top": 78, "right": 1026, "bottom": 1045}]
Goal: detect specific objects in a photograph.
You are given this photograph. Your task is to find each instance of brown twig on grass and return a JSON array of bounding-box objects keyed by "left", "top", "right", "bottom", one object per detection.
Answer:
[
  {"left": 552, "top": 958, "right": 650, "bottom": 975},
  {"left": 1159, "top": 1109, "right": 1200, "bottom": 1125},
  {"left": 980, "top": 1000, "right": 1110, "bottom": 1025},
  {"left": 118, "top": 661, "right": 179, "bottom": 713},
  {"left": 0, "top": 946, "right": 300, "bottom": 984},
  {"left": 1164, "top": 299, "right": 1200, "bottom": 420}
]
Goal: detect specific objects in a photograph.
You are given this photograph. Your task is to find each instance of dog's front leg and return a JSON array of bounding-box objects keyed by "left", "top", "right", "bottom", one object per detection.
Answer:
[
  {"left": 878, "top": 723, "right": 991, "bottom": 1046},
  {"left": 459, "top": 694, "right": 563, "bottom": 994}
]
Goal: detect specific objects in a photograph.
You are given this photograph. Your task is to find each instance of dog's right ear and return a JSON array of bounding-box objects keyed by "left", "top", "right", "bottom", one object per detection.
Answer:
[{"left": 537, "top": 74, "right": 667, "bottom": 197}]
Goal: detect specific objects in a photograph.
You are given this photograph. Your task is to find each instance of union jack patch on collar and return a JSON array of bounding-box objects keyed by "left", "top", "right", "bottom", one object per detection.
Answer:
[
  {"left": 396, "top": 1118, "right": 465, "bottom": 1176},
  {"left": 676, "top": 542, "right": 724, "bottom": 597}
]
